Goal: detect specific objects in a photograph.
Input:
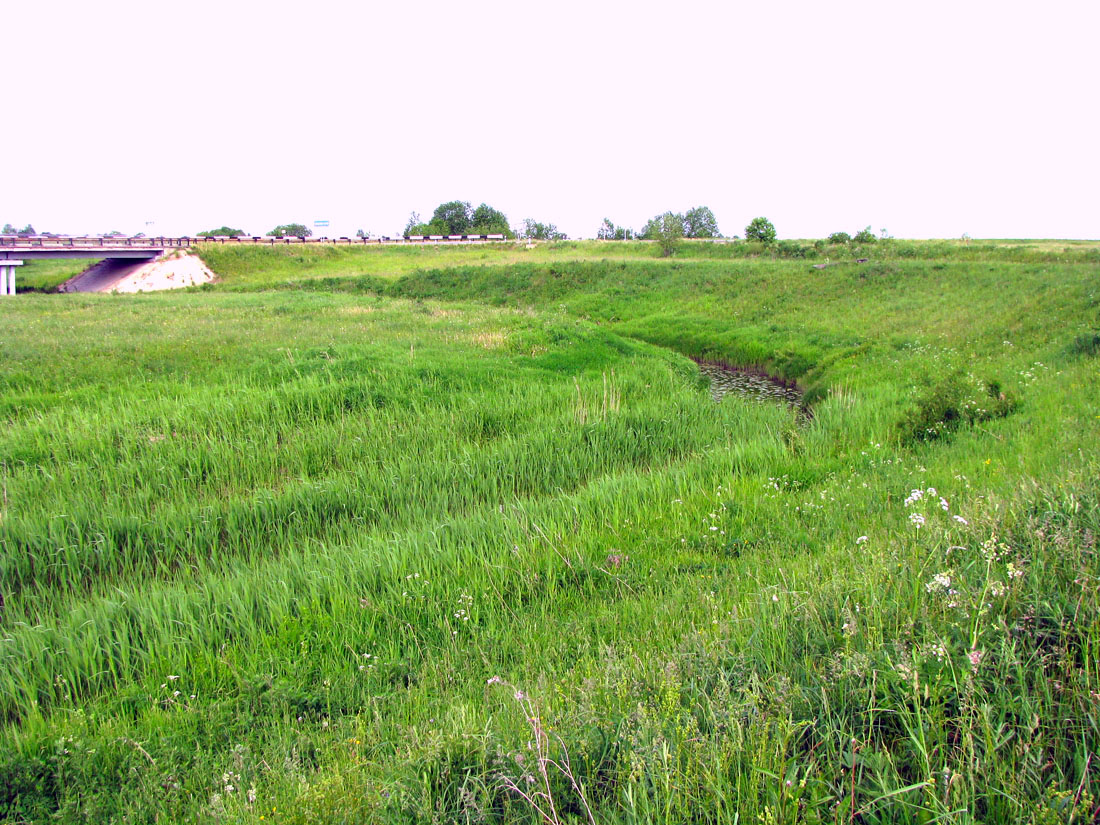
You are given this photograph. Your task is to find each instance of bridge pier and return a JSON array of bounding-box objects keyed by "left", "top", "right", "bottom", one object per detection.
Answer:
[{"left": 1, "top": 260, "right": 22, "bottom": 296}]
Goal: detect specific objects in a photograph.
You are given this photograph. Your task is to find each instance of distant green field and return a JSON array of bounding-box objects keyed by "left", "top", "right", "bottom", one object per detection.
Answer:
[{"left": 1, "top": 240, "right": 1098, "bottom": 823}]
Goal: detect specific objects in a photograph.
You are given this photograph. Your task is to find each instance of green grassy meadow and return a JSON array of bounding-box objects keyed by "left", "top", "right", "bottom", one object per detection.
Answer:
[{"left": 2, "top": 240, "right": 1099, "bottom": 823}]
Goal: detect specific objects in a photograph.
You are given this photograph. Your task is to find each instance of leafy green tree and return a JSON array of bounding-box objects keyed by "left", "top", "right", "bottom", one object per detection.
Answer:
[
  {"left": 641, "top": 212, "right": 685, "bottom": 241},
  {"left": 432, "top": 201, "right": 473, "bottom": 235},
  {"left": 597, "top": 218, "right": 634, "bottom": 240},
  {"left": 406, "top": 202, "right": 514, "bottom": 237},
  {"left": 3, "top": 223, "right": 36, "bottom": 236},
  {"left": 827, "top": 231, "right": 851, "bottom": 244},
  {"left": 640, "top": 214, "right": 666, "bottom": 240},
  {"left": 521, "top": 219, "right": 566, "bottom": 240},
  {"left": 267, "top": 223, "right": 311, "bottom": 238},
  {"left": 197, "top": 226, "right": 246, "bottom": 238},
  {"left": 651, "top": 212, "right": 684, "bottom": 257},
  {"left": 470, "top": 203, "right": 513, "bottom": 237},
  {"left": 853, "top": 226, "right": 877, "bottom": 244},
  {"left": 745, "top": 217, "right": 777, "bottom": 244},
  {"left": 683, "top": 206, "right": 719, "bottom": 238}
]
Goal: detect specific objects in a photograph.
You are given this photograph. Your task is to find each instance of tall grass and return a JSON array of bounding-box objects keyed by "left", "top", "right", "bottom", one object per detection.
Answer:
[{"left": 1, "top": 242, "right": 1098, "bottom": 823}]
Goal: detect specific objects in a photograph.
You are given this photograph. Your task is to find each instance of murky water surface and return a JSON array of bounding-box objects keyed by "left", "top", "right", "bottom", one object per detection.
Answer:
[{"left": 698, "top": 362, "right": 804, "bottom": 409}]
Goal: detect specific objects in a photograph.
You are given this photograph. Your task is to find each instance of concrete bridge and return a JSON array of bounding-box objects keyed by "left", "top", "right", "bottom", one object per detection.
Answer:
[
  {"left": 0, "top": 237, "right": 184, "bottom": 295},
  {"left": 0, "top": 234, "right": 510, "bottom": 295}
]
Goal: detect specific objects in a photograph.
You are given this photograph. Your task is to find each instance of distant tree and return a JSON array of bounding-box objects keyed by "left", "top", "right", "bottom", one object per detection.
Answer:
[
  {"left": 407, "top": 219, "right": 445, "bottom": 236},
  {"left": 405, "top": 202, "right": 514, "bottom": 237},
  {"left": 827, "top": 231, "right": 851, "bottom": 244},
  {"left": 197, "top": 226, "right": 246, "bottom": 238},
  {"left": 853, "top": 226, "right": 877, "bottom": 244},
  {"left": 597, "top": 218, "right": 634, "bottom": 240},
  {"left": 745, "top": 217, "right": 777, "bottom": 244},
  {"left": 102, "top": 230, "right": 125, "bottom": 237},
  {"left": 432, "top": 201, "right": 473, "bottom": 235},
  {"left": 356, "top": 228, "right": 369, "bottom": 239},
  {"left": 521, "top": 219, "right": 566, "bottom": 241},
  {"left": 267, "top": 223, "right": 311, "bottom": 238},
  {"left": 470, "top": 203, "right": 513, "bottom": 237},
  {"left": 651, "top": 212, "right": 684, "bottom": 257},
  {"left": 641, "top": 212, "right": 685, "bottom": 241},
  {"left": 3, "top": 223, "right": 38, "bottom": 236},
  {"left": 683, "top": 206, "right": 719, "bottom": 239}
]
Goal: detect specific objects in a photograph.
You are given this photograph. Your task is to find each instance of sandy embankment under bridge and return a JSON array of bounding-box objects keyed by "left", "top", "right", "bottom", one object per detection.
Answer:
[{"left": 59, "top": 252, "right": 216, "bottom": 293}]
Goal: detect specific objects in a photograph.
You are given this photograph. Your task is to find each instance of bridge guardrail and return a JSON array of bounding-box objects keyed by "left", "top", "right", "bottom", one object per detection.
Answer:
[{"left": 0, "top": 235, "right": 515, "bottom": 249}]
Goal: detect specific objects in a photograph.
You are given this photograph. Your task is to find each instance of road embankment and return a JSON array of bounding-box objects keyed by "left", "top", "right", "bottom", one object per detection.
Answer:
[{"left": 59, "top": 252, "right": 215, "bottom": 293}]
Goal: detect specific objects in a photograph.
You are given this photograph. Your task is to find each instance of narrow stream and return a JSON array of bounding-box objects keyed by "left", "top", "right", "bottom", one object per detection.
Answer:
[{"left": 696, "top": 361, "right": 807, "bottom": 413}]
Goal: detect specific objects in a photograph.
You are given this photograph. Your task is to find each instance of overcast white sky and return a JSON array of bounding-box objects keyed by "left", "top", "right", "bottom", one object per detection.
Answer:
[{"left": 5, "top": 0, "right": 1098, "bottom": 239}]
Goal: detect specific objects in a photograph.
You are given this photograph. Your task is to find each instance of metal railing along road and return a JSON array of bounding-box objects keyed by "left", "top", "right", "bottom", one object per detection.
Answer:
[{"left": 0, "top": 234, "right": 512, "bottom": 250}]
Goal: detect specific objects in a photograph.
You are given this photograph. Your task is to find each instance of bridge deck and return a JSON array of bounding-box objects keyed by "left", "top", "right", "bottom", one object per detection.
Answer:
[{"left": 0, "top": 234, "right": 511, "bottom": 273}]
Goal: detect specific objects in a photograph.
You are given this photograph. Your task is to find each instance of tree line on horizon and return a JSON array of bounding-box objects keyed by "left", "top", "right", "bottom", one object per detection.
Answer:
[
  {"left": 4, "top": 207, "right": 883, "bottom": 248},
  {"left": 192, "top": 205, "right": 873, "bottom": 250}
]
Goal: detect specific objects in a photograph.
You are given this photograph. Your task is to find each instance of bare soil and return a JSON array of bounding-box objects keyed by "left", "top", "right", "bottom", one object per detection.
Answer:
[{"left": 59, "top": 253, "right": 215, "bottom": 293}]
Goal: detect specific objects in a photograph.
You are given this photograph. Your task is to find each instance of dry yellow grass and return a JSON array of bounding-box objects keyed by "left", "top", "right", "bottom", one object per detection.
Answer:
[{"left": 468, "top": 329, "right": 509, "bottom": 349}]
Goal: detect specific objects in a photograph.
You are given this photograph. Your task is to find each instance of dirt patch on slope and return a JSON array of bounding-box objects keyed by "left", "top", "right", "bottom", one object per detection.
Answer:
[{"left": 60, "top": 252, "right": 216, "bottom": 293}]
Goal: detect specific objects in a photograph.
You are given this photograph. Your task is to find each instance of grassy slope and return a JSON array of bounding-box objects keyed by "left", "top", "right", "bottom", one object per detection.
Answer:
[
  {"left": 195, "top": 238, "right": 1100, "bottom": 289},
  {"left": 14, "top": 258, "right": 89, "bottom": 291},
  {"left": 0, "top": 242, "right": 1098, "bottom": 823}
]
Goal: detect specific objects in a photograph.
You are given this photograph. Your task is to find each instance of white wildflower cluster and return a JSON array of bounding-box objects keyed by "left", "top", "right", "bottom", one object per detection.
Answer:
[
  {"left": 221, "top": 771, "right": 241, "bottom": 795},
  {"left": 157, "top": 673, "right": 196, "bottom": 703},
  {"left": 1006, "top": 562, "right": 1025, "bottom": 580},
  {"left": 451, "top": 591, "right": 475, "bottom": 635},
  {"left": 961, "top": 398, "right": 989, "bottom": 417},
  {"left": 902, "top": 486, "right": 971, "bottom": 532},
  {"left": 925, "top": 570, "right": 963, "bottom": 608},
  {"left": 699, "top": 502, "right": 729, "bottom": 541},
  {"left": 358, "top": 652, "right": 379, "bottom": 672},
  {"left": 926, "top": 571, "right": 953, "bottom": 593},
  {"left": 764, "top": 475, "right": 801, "bottom": 497},
  {"left": 980, "top": 536, "right": 1009, "bottom": 563},
  {"left": 1018, "top": 361, "right": 1047, "bottom": 385},
  {"left": 927, "top": 642, "right": 947, "bottom": 662},
  {"left": 454, "top": 591, "right": 473, "bottom": 621}
]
